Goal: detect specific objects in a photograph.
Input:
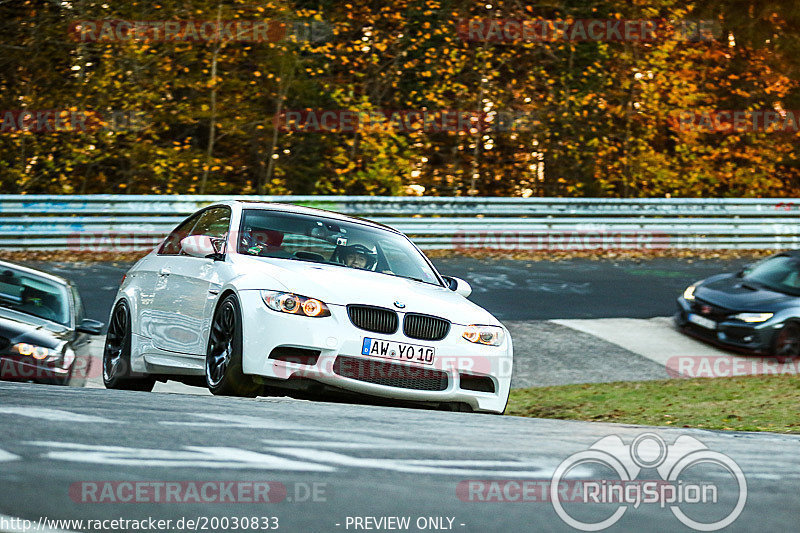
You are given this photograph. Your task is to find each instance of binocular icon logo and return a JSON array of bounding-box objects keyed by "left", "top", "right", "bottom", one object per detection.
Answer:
[{"left": 550, "top": 433, "right": 747, "bottom": 531}]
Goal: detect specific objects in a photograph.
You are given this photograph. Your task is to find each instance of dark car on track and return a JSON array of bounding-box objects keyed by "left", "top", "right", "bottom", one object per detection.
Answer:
[
  {"left": 0, "top": 260, "right": 104, "bottom": 385},
  {"left": 676, "top": 251, "right": 800, "bottom": 361}
]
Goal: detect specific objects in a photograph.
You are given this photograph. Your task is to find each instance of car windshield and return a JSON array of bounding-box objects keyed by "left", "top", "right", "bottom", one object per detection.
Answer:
[
  {"left": 742, "top": 255, "right": 800, "bottom": 296},
  {"left": 237, "top": 209, "right": 441, "bottom": 286},
  {"left": 0, "top": 266, "right": 70, "bottom": 325}
]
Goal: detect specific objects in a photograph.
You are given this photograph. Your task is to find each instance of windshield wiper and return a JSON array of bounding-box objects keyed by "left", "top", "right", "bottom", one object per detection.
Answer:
[{"left": 400, "top": 276, "right": 440, "bottom": 286}]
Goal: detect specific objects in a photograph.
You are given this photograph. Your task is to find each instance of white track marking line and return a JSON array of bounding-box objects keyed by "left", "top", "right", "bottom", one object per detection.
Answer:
[
  {"left": 401, "top": 459, "right": 551, "bottom": 466},
  {"left": 295, "top": 428, "right": 419, "bottom": 440},
  {"left": 268, "top": 447, "right": 576, "bottom": 477},
  {"left": 21, "top": 440, "right": 578, "bottom": 477},
  {"left": 552, "top": 316, "right": 736, "bottom": 366},
  {"left": 25, "top": 442, "right": 133, "bottom": 452},
  {"left": 160, "top": 413, "right": 304, "bottom": 430},
  {"left": 0, "top": 407, "right": 118, "bottom": 424},
  {"left": 158, "top": 421, "right": 231, "bottom": 427},
  {"left": 0, "top": 449, "right": 20, "bottom": 462},
  {"left": 261, "top": 439, "right": 463, "bottom": 450},
  {"left": 23, "top": 441, "right": 333, "bottom": 471}
]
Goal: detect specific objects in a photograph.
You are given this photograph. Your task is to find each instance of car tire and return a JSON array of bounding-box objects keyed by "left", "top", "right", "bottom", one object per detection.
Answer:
[
  {"left": 205, "top": 294, "right": 261, "bottom": 397},
  {"left": 103, "top": 300, "right": 156, "bottom": 391},
  {"left": 773, "top": 322, "right": 800, "bottom": 363}
]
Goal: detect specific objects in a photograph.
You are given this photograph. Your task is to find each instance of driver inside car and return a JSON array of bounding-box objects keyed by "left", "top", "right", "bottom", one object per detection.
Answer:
[
  {"left": 341, "top": 245, "right": 376, "bottom": 270},
  {"left": 338, "top": 244, "right": 396, "bottom": 275},
  {"left": 18, "top": 286, "right": 59, "bottom": 322}
]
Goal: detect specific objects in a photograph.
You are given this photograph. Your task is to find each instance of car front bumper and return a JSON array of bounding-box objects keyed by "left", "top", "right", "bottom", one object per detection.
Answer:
[
  {"left": 675, "top": 297, "right": 781, "bottom": 354},
  {"left": 238, "top": 290, "right": 513, "bottom": 413}
]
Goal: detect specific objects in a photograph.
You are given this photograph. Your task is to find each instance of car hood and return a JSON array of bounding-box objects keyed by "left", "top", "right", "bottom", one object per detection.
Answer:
[
  {"left": 696, "top": 273, "right": 797, "bottom": 311},
  {"left": 0, "top": 312, "right": 69, "bottom": 350},
  {"left": 233, "top": 256, "right": 501, "bottom": 326}
]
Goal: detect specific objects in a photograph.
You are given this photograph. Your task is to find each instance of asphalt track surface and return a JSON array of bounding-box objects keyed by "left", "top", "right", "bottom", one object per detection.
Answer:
[
  {"left": 4, "top": 257, "right": 796, "bottom": 532},
  {"left": 2, "top": 381, "right": 798, "bottom": 533}
]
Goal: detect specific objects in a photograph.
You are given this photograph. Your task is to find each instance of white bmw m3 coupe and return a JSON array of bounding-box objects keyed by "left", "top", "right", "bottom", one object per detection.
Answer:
[{"left": 103, "top": 201, "right": 513, "bottom": 413}]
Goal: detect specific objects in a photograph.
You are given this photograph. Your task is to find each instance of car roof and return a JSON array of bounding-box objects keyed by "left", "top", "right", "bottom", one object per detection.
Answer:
[
  {"left": 210, "top": 200, "right": 401, "bottom": 234},
  {"left": 0, "top": 259, "right": 71, "bottom": 287}
]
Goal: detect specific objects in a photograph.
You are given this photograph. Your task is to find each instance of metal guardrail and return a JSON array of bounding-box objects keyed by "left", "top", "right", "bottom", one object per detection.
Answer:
[{"left": 0, "top": 195, "right": 799, "bottom": 251}]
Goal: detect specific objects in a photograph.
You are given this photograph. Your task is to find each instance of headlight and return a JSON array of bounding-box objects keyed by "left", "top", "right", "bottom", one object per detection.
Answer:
[
  {"left": 462, "top": 325, "right": 504, "bottom": 346},
  {"left": 683, "top": 285, "right": 696, "bottom": 300},
  {"left": 733, "top": 312, "right": 774, "bottom": 323},
  {"left": 11, "top": 343, "right": 59, "bottom": 360},
  {"left": 261, "top": 290, "right": 331, "bottom": 317}
]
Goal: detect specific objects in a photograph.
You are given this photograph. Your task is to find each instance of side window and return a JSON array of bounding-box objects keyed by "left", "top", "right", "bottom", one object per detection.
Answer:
[
  {"left": 190, "top": 207, "right": 231, "bottom": 240},
  {"left": 158, "top": 212, "right": 202, "bottom": 256}
]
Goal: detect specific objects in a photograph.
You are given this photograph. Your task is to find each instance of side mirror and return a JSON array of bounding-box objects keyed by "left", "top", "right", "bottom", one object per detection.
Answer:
[
  {"left": 77, "top": 318, "right": 104, "bottom": 335},
  {"left": 181, "top": 235, "right": 222, "bottom": 259},
  {"left": 442, "top": 276, "right": 472, "bottom": 298}
]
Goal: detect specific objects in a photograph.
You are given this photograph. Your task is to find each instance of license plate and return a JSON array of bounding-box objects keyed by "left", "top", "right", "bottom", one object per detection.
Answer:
[
  {"left": 361, "top": 338, "right": 435, "bottom": 366},
  {"left": 688, "top": 313, "right": 716, "bottom": 330}
]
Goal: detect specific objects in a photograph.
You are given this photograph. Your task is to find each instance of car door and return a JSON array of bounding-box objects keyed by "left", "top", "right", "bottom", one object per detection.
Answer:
[
  {"left": 137, "top": 211, "right": 203, "bottom": 340},
  {"left": 151, "top": 206, "right": 231, "bottom": 355}
]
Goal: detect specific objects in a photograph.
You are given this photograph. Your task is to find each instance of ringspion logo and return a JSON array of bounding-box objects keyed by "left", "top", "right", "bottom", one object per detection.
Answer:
[{"left": 550, "top": 433, "right": 746, "bottom": 531}]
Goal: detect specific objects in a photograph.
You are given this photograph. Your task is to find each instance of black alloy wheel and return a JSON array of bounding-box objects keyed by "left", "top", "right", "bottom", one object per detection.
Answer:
[
  {"left": 103, "top": 300, "right": 155, "bottom": 391},
  {"left": 205, "top": 294, "right": 261, "bottom": 397}
]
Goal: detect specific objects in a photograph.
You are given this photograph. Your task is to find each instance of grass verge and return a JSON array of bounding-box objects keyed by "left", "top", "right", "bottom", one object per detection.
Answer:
[{"left": 506, "top": 374, "right": 800, "bottom": 434}]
